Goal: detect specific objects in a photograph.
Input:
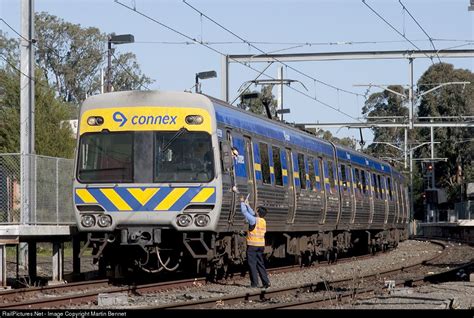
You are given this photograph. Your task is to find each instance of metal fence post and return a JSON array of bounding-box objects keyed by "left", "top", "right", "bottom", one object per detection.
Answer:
[{"left": 56, "top": 158, "right": 59, "bottom": 225}]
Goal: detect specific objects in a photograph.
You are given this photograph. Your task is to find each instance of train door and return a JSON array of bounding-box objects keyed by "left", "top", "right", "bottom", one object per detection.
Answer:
[
  {"left": 226, "top": 130, "right": 237, "bottom": 225},
  {"left": 383, "top": 176, "right": 389, "bottom": 224},
  {"left": 317, "top": 157, "right": 328, "bottom": 224},
  {"left": 285, "top": 148, "right": 297, "bottom": 224},
  {"left": 349, "top": 166, "right": 356, "bottom": 224},
  {"left": 393, "top": 180, "right": 400, "bottom": 223},
  {"left": 368, "top": 171, "right": 375, "bottom": 224},
  {"left": 244, "top": 136, "right": 257, "bottom": 208}
]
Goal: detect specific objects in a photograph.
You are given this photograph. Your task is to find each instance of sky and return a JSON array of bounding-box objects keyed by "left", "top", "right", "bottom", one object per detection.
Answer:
[{"left": 1, "top": 0, "right": 473, "bottom": 144}]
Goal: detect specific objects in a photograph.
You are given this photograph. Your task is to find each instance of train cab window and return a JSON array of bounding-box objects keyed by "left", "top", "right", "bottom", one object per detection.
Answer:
[
  {"left": 308, "top": 156, "right": 316, "bottom": 191},
  {"left": 272, "top": 146, "right": 283, "bottom": 186},
  {"left": 77, "top": 132, "right": 133, "bottom": 183},
  {"left": 259, "top": 142, "right": 271, "bottom": 185},
  {"left": 340, "top": 164, "right": 348, "bottom": 191},
  {"left": 154, "top": 131, "right": 214, "bottom": 183},
  {"left": 387, "top": 177, "right": 393, "bottom": 200},
  {"left": 297, "top": 153, "right": 306, "bottom": 189},
  {"left": 327, "top": 160, "right": 336, "bottom": 190}
]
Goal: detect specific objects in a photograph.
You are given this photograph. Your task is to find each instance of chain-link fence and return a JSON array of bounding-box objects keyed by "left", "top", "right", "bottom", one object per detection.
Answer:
[{"left": 0, "top": 153, "right": 75, "bottom": 224}]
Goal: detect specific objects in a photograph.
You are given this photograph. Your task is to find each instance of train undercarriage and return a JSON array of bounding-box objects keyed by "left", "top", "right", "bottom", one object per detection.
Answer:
[{"left": 81, "top": 226, "right": 408, "bottom": 279}]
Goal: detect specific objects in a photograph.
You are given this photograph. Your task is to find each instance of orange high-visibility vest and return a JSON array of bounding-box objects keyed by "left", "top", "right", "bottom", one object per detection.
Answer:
[{"left": 247, "top": 217, "right": 266, "bottom": 247}]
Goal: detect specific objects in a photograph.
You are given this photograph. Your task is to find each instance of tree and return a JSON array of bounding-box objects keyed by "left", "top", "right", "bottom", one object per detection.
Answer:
[
  {"left": 35, "top": 12, "right": 153, "bottom": 104},
  {"left": 0, "top": 67, "right": 76, "bottom": 158},
  {"left": 362, "top": 85, "right": 411, "bottom": 163},
  {"left": 239, "top": 85, "right": 278, "bottom": 118},
  {"left": 416, "top": 63, "right": 474, "bottom": 201},
  {"left": 306, "top": 128, "right": 356, "bottom": 149}
]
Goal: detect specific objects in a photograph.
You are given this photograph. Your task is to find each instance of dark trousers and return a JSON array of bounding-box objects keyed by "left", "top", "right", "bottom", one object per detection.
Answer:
[{"left": 247, "top": 245, "right": 270, "bottom": 287}]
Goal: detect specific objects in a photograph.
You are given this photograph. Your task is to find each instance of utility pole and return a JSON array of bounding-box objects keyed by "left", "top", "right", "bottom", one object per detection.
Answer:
[
  {"left": 20, "top": 0, "right": 35, "bottom": 267},
  {"left": 106, "top": 34, "right": 135, "bottom": 93},
  {"left": 277, "top": 66, "right": 284, "bottom": 120},
  {"left": 107, "top": 40, "right": 113, "bottom": 93}
]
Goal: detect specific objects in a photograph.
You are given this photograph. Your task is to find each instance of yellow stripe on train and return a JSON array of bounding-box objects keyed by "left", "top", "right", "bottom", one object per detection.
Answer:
[
  {"left": 80, "top": 107, "right": 212, "bottom": 134},
  {"left": 76, "top": 189, "right": 97, "bottom": 204},
  {"left": 101, "top": 189, "right": 132, "bottom": 211},
  {"left": 155, "top": 188, "right": 188, "bottom": 210},
  {"left": 191, "top": 188, "right": 215, "bottom": 203},
  {"left": 128, "top": 188, "right": 159, "bottom": 205}
]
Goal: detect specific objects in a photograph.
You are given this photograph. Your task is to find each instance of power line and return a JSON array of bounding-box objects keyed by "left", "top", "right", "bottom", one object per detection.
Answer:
[
  {"left": 131, "top": 38, "right": 474, "bottom": 48},
  {"left": 0, "top": 53, "right": 51, "bottom": 91},
  {"left": 183, "top": 0, "right": 364, "bottom": 98},
  {"left": 115, "top": 0, "right": 363, "bottom": 122},
  {"left": 398, "top": 0, "right": 441, "bottom": 63},
  {"left": 361, "top": 0, "right": 433, "bottom": 63}
]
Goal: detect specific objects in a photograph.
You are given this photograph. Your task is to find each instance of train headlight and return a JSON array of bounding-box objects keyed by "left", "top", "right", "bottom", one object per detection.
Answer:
[
  {"left": 185, "top": 115, "right": 203, "bottom": 125},
  {"left": 87, "top": 116, "right": 104, "bottom": 126},
  {"left": 194, "top": 214, "right": 210, "bottom": 227},
  {"left": 97, "top": 215, "right": 112, "bottom": 227},
  {"left": 81, "top": 215, "right": 95, "bottom": 228},
  {"left": 176, "top": 214, "right": 192, "bottom": 227}
]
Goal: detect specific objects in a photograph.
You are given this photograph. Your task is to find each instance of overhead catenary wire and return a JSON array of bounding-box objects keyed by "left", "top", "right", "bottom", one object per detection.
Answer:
[
  {"left": 114, "top": 0, "right": 363, "bottom": 123},
  {"left": 182, "top": 0, "right": 364, "bottom": 99},
  {"left": 361, "top": 0, "right": 434, "bottom": 64},
  {"left": 398, "top": 0, "right": 441, "bottom": 63}
]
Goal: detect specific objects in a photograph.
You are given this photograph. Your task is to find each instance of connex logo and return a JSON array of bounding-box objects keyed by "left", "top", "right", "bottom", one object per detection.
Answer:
[
  {"left": 113, "top": 112, "right": 128, "bottom": 127},
  {"left": 112, "top": 111, "right": 178, "bottom": 127}
]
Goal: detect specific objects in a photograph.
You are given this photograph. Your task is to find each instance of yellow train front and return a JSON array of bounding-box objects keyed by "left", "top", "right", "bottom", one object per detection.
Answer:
[{"left": 73, "top": 91, "right": 224, "bottom": 274}]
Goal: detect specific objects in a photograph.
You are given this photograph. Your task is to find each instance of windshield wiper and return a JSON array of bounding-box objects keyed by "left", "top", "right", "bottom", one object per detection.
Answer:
[{"left": 161, "top": 127, "right": 187, "bottom": 153}]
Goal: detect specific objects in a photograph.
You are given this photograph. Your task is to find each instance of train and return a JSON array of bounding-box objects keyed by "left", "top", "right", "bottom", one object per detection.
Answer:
[{"left": 73, "top": 90, "right": 409, "bottom": 277}]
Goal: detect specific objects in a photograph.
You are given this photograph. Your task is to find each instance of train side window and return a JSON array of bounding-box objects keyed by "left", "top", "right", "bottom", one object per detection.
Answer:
[
  {"left": 354, "top": 168, "right": 361, "bottom": 192},
  {"left": 361, "top": 169, "right": 367, "bottom": 195},
  {"left": 327, "top": 160, "right": 335, "bottom": 191},
  {"left": 297, "top": 153, "right": 306, "bottom": 189},
  {"left": 272, "top": 146, "right": 283, "bottom": 186},
  {"left": 340, "top": 164, "right": 348, "bottom": 190},
  {"left": 378, "top": 174, "right": 384, "bottom": 199},
  {"left": 316, "top": 158, "right": 323, "bottom": 191},
  {"left": 387, "top": 177, "right": 393, "bottom": 200},
  {"left": 259, "top": 142, "right": 271, "bottom": 185},
  {"left": 372, "top": 173, "right": 379, "bottom": 199},
  {"left": 308, "top": 156, "right": 316, "bottom": 191}
]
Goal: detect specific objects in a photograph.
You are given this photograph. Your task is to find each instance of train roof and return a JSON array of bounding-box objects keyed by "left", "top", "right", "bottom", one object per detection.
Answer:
[{"left": 207, "top": 95, "right": 402, "bottom": 177}]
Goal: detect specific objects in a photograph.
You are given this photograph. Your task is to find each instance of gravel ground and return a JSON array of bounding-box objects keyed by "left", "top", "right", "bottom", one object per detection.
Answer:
[
  {"left": 6, "top": 239, "right": 473, "bottom": 310},
  {"left": 77, "top": 239, "right": 474, "bottom": 309},
  {"left": 341, "top": 282, "right": 474, "bottom": 309}
]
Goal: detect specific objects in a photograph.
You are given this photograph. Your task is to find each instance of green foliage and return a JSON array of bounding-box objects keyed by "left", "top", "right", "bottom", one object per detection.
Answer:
[
  {"left": 306, "top": 128, "right": 356, "bottom": 149},
  {"left": 416, "top": 63, "right": 473, "bottom": 201},
  {"left": 35, "top": 12, "right": 153, "bottom": 104},
  {"left": 0, "top": 67, "right": 76, "bottom": 158},
  {"left": 362, "top": 85, "right": 412, "bottom": 164},
  {"left": 239, "top": 86, "right": 278, "bottom": 118}
]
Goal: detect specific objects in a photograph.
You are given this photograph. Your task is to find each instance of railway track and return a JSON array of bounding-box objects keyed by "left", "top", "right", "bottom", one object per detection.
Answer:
[
  {"left": 0, "top": 240, "right": 451, "bottom": 309},
  {"left": 147, "top": 240, "right": 472, "bottom": 309}
]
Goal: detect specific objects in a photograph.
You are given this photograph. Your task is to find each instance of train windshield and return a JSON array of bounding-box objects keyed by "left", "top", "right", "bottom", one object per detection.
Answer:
[
  {"left": 77, "top": 132, "right": 133, "bottom": 183},
  {"left": 154, "top": 131, "right": 214, "bottom": 183},
  {"left": 77, "top": 131, "right": 214, "bottom": 183}
]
